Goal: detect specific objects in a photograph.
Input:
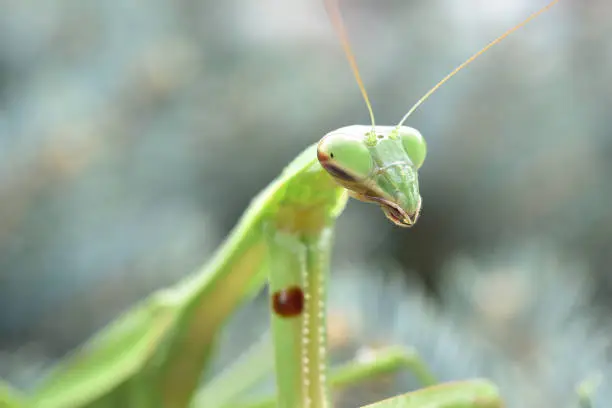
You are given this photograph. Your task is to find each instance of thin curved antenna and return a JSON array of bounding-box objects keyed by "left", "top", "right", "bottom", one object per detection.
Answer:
[
  {"left": 397, "top": 0, "right": 559, "bottom": 128},
  {"left": 324, "top": 0, "right": 376, "bottom": 131}
]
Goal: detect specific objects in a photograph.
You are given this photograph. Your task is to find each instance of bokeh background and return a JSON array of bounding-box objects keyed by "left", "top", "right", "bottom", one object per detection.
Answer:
[{"left": 1, "top": 0, "right": 611, "bottom": 407}]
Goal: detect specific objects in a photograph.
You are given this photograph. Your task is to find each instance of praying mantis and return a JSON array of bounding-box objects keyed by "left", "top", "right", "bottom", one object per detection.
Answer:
[{"left": 0, "top": 0, "right": 561, "bottom": 407}]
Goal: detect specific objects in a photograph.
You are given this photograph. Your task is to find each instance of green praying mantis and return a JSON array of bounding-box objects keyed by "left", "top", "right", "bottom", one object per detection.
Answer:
[{"left": 0, "top": 0, "right": 561, "bottom": 407}]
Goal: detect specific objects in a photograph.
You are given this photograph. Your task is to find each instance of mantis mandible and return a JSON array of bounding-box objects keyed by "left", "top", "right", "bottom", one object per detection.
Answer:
[{"left": 0, "top": 1, "right": 560, "bottom": 407}]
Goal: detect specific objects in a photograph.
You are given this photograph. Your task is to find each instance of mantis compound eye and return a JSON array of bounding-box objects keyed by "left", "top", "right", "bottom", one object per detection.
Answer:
[
  {"left": 317, "top": 133, "right": 374, "bottom": 184},
  {"left": 397, "top": 126, "right": 427, "bottom": 169}
]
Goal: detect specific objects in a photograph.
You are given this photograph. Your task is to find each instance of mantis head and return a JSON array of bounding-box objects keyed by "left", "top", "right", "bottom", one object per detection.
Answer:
[
  {"left": 317, "top": 125, "right": 426, "bottom": 227},
  {"left": 323, "top": 0, "right": 558, "bottom": 228}
]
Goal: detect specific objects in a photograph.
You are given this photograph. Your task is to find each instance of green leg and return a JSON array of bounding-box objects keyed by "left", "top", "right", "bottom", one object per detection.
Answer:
[
  {"left": 330, "top": 346, "right": 437, "bottom": 389},
  {"left": 361, "top": 380, "right": 502, "bottom": 408},
  {"left": 231, "top": 345, "right": 440, "bottom": 408},
  {"left": 267, "top": 227, "right": 333, "bottom": 408}
]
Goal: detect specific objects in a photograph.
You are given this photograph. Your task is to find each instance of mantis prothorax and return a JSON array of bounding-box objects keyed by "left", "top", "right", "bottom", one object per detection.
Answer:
[{"left": 0, "top": 1, "right": 559, "bottom": 408}]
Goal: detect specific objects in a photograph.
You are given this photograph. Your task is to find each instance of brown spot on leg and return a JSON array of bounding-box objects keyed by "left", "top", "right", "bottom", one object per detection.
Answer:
[{"left": 272, "top": 286, "right": 304, "bottom": 317}]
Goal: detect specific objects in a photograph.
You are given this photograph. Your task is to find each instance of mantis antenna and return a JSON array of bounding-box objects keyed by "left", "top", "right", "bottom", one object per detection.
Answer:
[
  {"left": 324, "top": 0, "right": 376, "bottom": 131},
  {"left": 324, "top": 0, "right": 559, "bottom": 130},
  {"left": 397, "top": 0, "right": 560, "bottom": 127}
]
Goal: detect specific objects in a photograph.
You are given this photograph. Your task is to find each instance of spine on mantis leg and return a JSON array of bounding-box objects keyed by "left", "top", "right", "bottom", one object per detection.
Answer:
[{"left": 303, "top": 230, "right": 332, "bottom": 407}]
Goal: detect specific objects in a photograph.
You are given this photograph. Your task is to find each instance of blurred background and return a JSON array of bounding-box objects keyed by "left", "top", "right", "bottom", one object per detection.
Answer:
[{"left": 1, "top": 0, "right": 611, "bottom": 406}]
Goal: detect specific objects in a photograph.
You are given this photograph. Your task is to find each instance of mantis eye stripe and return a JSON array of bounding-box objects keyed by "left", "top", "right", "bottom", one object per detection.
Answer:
[
  {"left": 316, "top": 149, "right": 359, "bottom": 182},
  {"left": 321, "top": 163, "right": 357, "bottom": 183}
]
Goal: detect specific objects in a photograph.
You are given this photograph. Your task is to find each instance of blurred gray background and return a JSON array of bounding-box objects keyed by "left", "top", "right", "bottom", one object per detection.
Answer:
[{"left": 1, "top": 0, "right": 611, "bottom": 406}]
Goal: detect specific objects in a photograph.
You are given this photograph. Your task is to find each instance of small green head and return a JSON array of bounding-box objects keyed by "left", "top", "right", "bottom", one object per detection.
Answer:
[{"left": 317, "top": 125, "right": 426, "bottom": 227}]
